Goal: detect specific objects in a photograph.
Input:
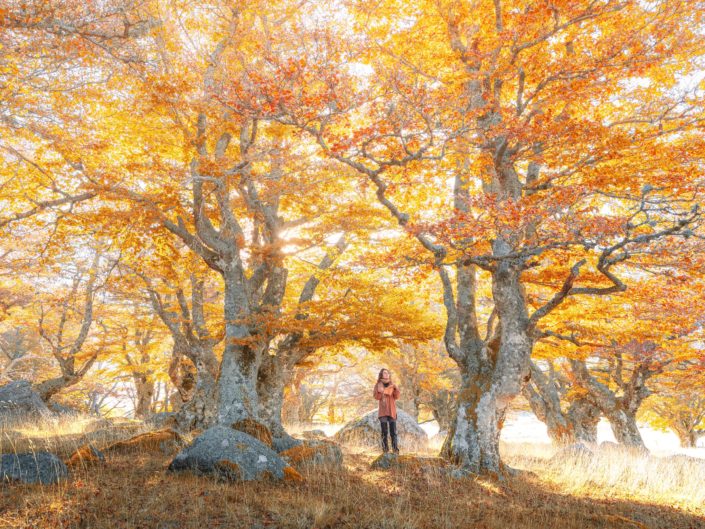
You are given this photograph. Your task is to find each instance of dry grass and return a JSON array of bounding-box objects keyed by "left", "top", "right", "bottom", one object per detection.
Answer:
[
  {"left": 1, "top": 420, "right": 704, "bottom": 529},
  {"left": 1, "top": 414, "right": 146, "bottom": 459},
  {"left": 503, "top": 442, "right": 705, "bottom": 515}
]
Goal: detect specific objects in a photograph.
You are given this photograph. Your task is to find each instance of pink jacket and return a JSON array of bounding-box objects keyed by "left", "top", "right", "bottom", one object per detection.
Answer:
[{"left": 373, "top": 381, "right": 400, "bottom": 419}]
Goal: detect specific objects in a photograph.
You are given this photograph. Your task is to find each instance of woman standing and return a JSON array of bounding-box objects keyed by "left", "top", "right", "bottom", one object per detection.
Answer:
[{"left": 373, "top": 368, "right": 401, "bottom": 454}]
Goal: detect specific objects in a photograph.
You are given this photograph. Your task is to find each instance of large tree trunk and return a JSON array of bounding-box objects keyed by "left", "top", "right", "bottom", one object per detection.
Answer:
[
  {"left": 569, "top": 359, "right": 649, "bottom": 449},
  {"left": 524, "top": 384, "right": 574, "bottom": 444},
  {"left": 440, "top": 372, "right": 489, "bottom": 466},
  {"left": 474, "top": 256, "right": 532, "bottom": 473},
  {"left": 133, "top": 374, "right": 155, "bottom": 419},
  {"left": 430, "top": 389, "right": 457, "bottom": 433},
  {"left": 170, "top": 342, "right": 220, "bottom": 430},
  {"left": 256, "top": 353, "right": 301, "bottom": 450},
  {"left": 566, "top": 397, "right": 600, "bottom": 444},
  {"left": 606, "top": 408, "right": 645, "bottom": 447},
  {"left": 34, "top": 375, "right": 82, "bottom": 403},
  {"left": 215, "top": 349, "right": 259, "bottom": 424},
  {"left": 174, "top": 368, "right": 217, "bottom": 430},
  {"left": 441, "top": 262, "right": 532, "bottom": 476},
  {"left": 674, "top": 425, "right": 699, "bottom": 449},
  {"left": 167, "top": 353, "right": 197, "bottom": 406},
  {"left": 214, "top": 269, "right": 261, "bottom": 424},
  {"left": 523, "top": 364, "right": 574, "bottom": 444},
  {"left": 523, "top": 362, "right": 601, "bottom": 445}
]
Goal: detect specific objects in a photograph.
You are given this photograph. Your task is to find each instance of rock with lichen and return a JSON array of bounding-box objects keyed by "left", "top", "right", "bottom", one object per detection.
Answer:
[
  {"left": 167, "top": 425, "right": 291, "bottom": 482},
  {"left": 334, "top": 409, "right": 428, "bottom": 451},
  {"left": 1, "top": 452, "right": 68, "bottom": 484}
]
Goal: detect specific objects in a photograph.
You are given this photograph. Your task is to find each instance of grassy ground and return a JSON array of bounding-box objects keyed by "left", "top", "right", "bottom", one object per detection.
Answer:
[{"left": 1, "top": 418, "right": 704, "bottom": 529}]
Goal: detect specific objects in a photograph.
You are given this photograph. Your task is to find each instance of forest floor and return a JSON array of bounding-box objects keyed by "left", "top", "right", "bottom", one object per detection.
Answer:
[{"left": 1, "top": 419, "right": 704, "bottom": 529}]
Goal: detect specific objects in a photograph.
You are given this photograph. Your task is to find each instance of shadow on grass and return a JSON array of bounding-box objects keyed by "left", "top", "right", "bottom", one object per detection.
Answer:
[{"left": 1, "top": 448, "right": 704, "bottom": 529}]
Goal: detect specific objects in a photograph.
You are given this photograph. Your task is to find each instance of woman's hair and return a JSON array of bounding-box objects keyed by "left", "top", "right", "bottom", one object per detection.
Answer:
[{"left": 377, "top": 368, "right": 391, "bottom": 382}]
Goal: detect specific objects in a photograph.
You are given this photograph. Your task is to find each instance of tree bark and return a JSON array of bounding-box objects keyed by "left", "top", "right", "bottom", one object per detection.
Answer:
[
  {"left": 674, "top": 426, "right": 700, "bottom": 449},
  {"left": 256, "top": 353, "right": 300, "bottom": 449},
  {"left": 34, "top": 375, "right": 82, "bottom": 402},
  {"left": 566, "top": 397, "right": 600, "bottom": 444},
  {"left": 429, "top": 388, "right": 457, "bottom": 433},
  {"left": 606, "top": 408, "right": 645, "bottom": 447},
  {"left": 523, "top": 361, "right": 601, "bottom": 445},
  {"left": 569, "top": 358, "right": 651, "bottom": 449},
  {"left": 133, "top": 373, "right": 155, "bottom": 419},
  {"left": 174, "top": 365, "right": 217, "bottom": 430}
]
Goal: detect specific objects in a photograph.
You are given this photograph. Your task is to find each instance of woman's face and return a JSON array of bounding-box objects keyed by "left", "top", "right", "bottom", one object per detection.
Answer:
[{"left": 381, "top": 369, "right": 391, "bottom": 381}]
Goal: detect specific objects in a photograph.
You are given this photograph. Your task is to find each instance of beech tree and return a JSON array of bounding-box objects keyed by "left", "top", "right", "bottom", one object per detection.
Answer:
[
  {"left": 522, "top": 359, "right": 600, "bottom": 444},
  {"left": 277, "top": 0, "right": 705, "bottom": 474},
  {"left": 642, "top": 364, "right": 705, "bottom": 448},
  {"left": 3, "top": 0, "right": 705, "bottom": 481}
]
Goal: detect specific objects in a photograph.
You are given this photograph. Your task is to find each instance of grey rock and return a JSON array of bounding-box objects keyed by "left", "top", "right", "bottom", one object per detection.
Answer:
[
  {"left": 300, "top": 429, "right": 327, "bottom": 440},
  {"left": 334, "top": 409, "right": 428, "bottom": 451},
  {"left": 0, "top": 381, "right": 52, "bottom": 425},
  {"left": 0, "top": 452, "right": 68, "bottom": 484},
  {"left": 370, "top": 452, "right": 399, "bottom": 470},
  {"left": 167, "top": 425, "right": 289, "bottom": 481},
  {"left": 271, "top": 433, "right": 302, "bottom": 453}
]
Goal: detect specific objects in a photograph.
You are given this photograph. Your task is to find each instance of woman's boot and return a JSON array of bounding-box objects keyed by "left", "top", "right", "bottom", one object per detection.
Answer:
[
  {"left": 380, "top": 420, "right": 390, "bottom": 453},
  {"left": 390, "top": 420, "right": 399, "bottom": 454}
]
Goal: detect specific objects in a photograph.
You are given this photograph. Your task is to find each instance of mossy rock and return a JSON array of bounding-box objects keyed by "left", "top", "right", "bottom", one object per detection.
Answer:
[
  {"left": 168, "top": 425, "right": 289, "bottom": 482},
  {"left": 334, "top": 409, "right": 428, "bottom": 451}
]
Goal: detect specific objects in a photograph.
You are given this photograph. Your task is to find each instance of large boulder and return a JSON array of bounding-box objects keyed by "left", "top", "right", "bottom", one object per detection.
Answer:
[
  {"left": 167, "top": 425, "right": 296, "bottom": 482},
  {"left": 334, "top": 409, "right": 428, "bottom": 451},
  {"left": 0, "top": 452, "right": 68, "bottom": 484},
  {"left": 0, "top": 380, "right": 52, "bottom": 425}
]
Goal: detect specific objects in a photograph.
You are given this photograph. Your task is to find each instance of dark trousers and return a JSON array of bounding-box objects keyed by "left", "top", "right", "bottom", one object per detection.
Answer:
[{"left": 379, "top": 416, "right": 398, "bottom": 452}]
